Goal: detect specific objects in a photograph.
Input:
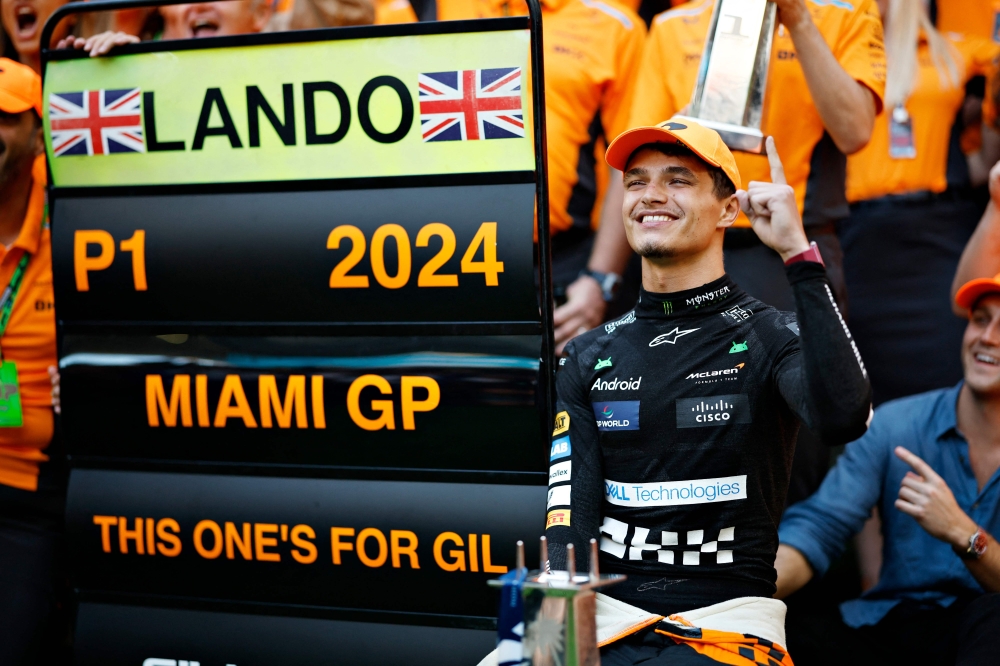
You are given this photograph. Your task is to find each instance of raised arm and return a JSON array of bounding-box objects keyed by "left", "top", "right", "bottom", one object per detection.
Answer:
[
  {"left": 775, "top": 0, "right": 882, "bottom": 154},
  {"left": 738, "top": 138, "right": 872, "bottom": 443},
  {"left": 952, "top": 161, "right": 1000, "bottom": 315}
]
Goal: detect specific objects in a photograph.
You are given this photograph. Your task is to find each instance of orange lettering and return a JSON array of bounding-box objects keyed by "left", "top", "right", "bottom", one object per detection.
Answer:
[
  {"left": 214, "top": 375, "right": 258, "bottom": 428},
  {"left": 146, "top": 375, "right": 192, "bottom": 427},
  {"left": 225, "top": 522, "right": 252, "bottom": 560},
  {"left": 93, "top": 515, "right": 117, "bottom": 553},
  {"left": 74, "top": 230, "right": 115, "bottom": 291},
  {"left": 290, "top": 524, "right": 318, "bottom": 564},
  {"left": 330, "top": 527, "right": 355, "bottom": 564},
  {"left": 118, "top": 517, "right": 145, "bottom": 555},
  {"left": 254, "top": 523, "right": 280, "bottom": 562},
  {"left": 433, "top": 532, "right": 465, "bottom": 572},
  {"left": 390, "top": 530, "right": 420, "bottom": 569},
  {"left": 156, "top": 518, "right": 182, "bottom": 557},
  {"left": 259, "top": 375, "right": 307, "bottom": 428},
  {"left": 193, "top": 520, "right": 223, "bottom": 559}
]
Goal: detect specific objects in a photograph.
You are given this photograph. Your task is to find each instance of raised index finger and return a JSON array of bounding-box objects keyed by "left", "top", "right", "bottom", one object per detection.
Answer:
[
  {"left": 765, "top": 136, "right": 787, "bottom": 186},
  {"left": 894, "top": 446, "right": 940, "bottom": 482}
]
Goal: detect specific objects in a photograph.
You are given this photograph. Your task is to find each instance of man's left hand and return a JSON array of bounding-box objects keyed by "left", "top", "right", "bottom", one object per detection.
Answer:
[
  {"left": 553, "top": 276, "right": 607, "bottom": 355},
  {"left": 894, "top": 446, "right": 978, "bottom": 548},
  {"left": 736, "top": 137, "right": 811, "bottom": 262}
]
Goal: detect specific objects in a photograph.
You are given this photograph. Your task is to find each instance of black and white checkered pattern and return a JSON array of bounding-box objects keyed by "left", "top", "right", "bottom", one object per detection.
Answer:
[{"left": 598, "top": 517, "right": 735, "bottom": 565}]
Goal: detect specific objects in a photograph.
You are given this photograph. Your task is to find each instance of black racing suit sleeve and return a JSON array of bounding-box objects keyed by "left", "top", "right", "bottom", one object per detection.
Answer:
[
  {"left": 775, "top": 261, "right": 872, "bottom": 445},
  {"left": 546, "top": 344, "right": 604, "bottom": 572}
]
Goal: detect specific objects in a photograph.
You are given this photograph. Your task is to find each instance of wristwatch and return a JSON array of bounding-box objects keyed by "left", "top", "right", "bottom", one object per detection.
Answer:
[
  {"left": 783, "top": 241, "right": 825, "bottom": 268},
  {"left": 579, "top": 269, "right": 622, "bottom": 302},
  {"left": 954, "top": 527, "right": 989, "bottom": 560}
]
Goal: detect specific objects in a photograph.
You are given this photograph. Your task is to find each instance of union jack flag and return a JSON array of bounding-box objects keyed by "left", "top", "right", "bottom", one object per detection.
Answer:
[
  {"left": 418, "top": 68, "right": 524, "bottom": 142},
  {"left": 49, "top": 89, "right": 145, "bottom": 157}
]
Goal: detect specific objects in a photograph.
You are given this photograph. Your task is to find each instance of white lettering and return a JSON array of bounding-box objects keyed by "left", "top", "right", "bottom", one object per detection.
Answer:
[{"left": 603, "top": 475, "right": 747, "bottom": 507}]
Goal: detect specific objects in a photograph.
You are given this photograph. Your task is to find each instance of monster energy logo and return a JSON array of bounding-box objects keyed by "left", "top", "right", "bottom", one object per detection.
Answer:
[{"left": 663, "top": 301, "right": 673, "bottom": 315}]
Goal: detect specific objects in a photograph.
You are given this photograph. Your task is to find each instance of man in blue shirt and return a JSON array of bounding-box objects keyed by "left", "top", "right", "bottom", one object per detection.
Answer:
[{"left": 775, "top": 272, "right": 1000, "bottom": 665}]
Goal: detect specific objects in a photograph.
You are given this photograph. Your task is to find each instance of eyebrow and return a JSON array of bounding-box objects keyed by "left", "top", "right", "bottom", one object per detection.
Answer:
[{"left": 624, "top": 165, "right": 698, "bottom": 180}]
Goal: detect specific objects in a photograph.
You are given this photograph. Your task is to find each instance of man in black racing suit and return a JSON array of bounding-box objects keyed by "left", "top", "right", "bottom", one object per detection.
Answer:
[{"left": 544, "top": 119, "right": 871, "bottom": 662}]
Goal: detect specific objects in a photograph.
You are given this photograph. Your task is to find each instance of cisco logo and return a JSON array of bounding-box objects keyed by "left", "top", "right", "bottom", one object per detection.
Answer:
[{"left": 675, "top": 394, "right": 750, "bottom": 428}]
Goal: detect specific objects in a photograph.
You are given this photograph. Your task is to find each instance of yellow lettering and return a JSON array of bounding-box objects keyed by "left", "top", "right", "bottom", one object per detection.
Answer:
[
  {"left": 291, "top": 524, "right": 318, "bottom": 564},
  {"left": 433, "top": 532, "right": 466, "bottom": 572},
  {"left": 356, "top": 527, "right": 388, "bottom": 568},
  {"left": 74, "top": 229, "right": 115, "bottom": 291},
  {"left": 346, "top": 374, "right": 395, "bottom": 430},
  {"left": 254, "top": 523, "right": 280, "bottom": 562},
  {"left": 400, "top": 376, "right": 440, "bottom": 430},
  {"left": 259, "top": 375, "right": 307, "bottom": 428},
  {"left": 145, "top": 375, "right": 192, "bottom": 427},
  {"left": 193, "top": 520, "right": 223, "bottom": 559},
  {"left": 93, "top": 515, "right": 117, "bottom": 553},
  {"left": 225, "top": 521, "right": 252, "bottom": 560},
  {"left": 214, "top": 375, "right": 258, "bottom": 428},
  {"left": 330, "top": 527, "right": 355, "bottom": 564}
]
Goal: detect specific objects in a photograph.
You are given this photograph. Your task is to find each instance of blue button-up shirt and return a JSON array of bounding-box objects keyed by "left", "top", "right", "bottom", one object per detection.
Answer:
[{"left": 778, "top": 383, "right": 1000, "bottom": 628}]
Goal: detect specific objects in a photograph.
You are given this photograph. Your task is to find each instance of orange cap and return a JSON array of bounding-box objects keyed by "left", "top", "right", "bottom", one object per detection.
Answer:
[
  {"left": 0, "top": 58, "right": 42, "bottom": 117},
  {"left": 956, "top": 272, "right": 1000, "bottom": 313},
  {"left": 606, "top": 117, "right": 741, "bottom": 191}
]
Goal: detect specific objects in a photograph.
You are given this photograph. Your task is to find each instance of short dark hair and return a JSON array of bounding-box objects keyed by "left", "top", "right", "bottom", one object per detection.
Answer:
[{"left": 626, "top": 142, "right": 736, "bottom": 200}]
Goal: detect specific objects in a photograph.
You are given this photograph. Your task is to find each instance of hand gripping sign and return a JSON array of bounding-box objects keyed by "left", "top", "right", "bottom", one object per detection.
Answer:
[{"left": 41, "top": 3, "right": 555, "bottom": 662}]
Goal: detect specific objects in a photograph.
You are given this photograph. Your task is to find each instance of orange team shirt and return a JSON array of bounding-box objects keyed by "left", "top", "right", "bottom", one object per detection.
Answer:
[
  {"left": 936, "top": 0, "right": 1000, "bottom": 42},
  {"left": 0, "top": 155, "right": 57, "bottom": 492},
  {"left": 630, "top": 0, "right": 886, "bottom": 227},
  {"left": 376, "top": 0, "right": 646, "bottom": 236},
  {"left": 847, "top": 34, "right": 999, "bottom": 202}
]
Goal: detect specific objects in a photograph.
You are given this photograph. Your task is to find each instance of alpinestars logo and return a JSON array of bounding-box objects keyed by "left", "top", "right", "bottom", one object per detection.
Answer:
[
  {"left": 722, "top": 305, "right": 752, "bottom": 322},
  {"left": 605, "top": 311, "right": 635, "bottom": 335},
  {"left": 649, "top": 327, "right": 699, "bottom": 347}
]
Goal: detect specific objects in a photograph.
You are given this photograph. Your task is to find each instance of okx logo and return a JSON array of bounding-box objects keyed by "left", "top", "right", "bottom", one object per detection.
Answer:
[
  {"left": 592, "top": 401, "right": 639, "bottom": 431},
  {"left": 676, "top": 394, "right": 750, "bottom": 428}
]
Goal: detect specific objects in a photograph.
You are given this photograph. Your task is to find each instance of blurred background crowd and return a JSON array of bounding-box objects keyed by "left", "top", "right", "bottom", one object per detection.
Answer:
[{"left": 2, "top": 0, "right": 1000, "bottom": 663}]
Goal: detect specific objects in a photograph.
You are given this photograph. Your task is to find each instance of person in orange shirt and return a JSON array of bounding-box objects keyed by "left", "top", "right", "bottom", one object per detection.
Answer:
[
  {"left": 935, "top": 0, "right": 1000, "bottom": 43},
  {"left": 377, "top": 0, "right": 646, "bottom": 355},
  {"left": 0, "top": 58, "right": 61, "bottom": 665},
  {"left": 629, "top": 0, "right": 885, "bottom": 508},
  {"left": 840, "top": 0, "right": 999, "bottom": 406}
]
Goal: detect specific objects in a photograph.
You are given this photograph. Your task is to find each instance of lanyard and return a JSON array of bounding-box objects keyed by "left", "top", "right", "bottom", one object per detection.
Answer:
[{"left": 0, "top": 252, "right": 30, "bottom": 346}]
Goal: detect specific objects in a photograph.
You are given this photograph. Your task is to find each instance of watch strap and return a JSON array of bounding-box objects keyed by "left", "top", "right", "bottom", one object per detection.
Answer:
[
  {"left": 783, "top": 241, "right": 825, "bottom": 268},
  {"left": 580, "top": 269, "right": 622, "bottom": 302}
]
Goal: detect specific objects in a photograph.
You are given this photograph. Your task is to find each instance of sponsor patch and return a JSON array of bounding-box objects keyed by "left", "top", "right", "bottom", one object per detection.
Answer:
[
  {"left": 649, "top": 327, "right": 699, "bottom": 347},
  {"left": 549, "top": 460, "right": 571, "bottom": 484},
  {"left": 729, "top": 340, "right": 748, "bottom": 353},
  {"left": 546, "top": 509, "right": 570, "bottom": 528},
  {"left": 591, "top": 376, "right": 641, "bottom": 391},
  {"left": 722, "top": 304, "right": 753, "bottom": 322},
  {"left": 592, "top": 400, "right": 640, "bottom": 431},
  {"left": 547, "top": 485, "right": 571, "bottom": 509},
  {"left": 603, "top": 475, "right": 747, "bottom": 507},
  {"left": 604, "top": 311, "right": 635, "bottom": 335},
  {"left": 550, "top": 436, "right": 571, "bottom": 461},
  {"left": 686, "top": 285, "right": 730, "bottom": 307},
  {"left": 676, "top": 394, "right": 751, "bottom": 428},
  {"left": 552, "top": 410, "right": 570, "bottom": 436},
  {"left": 594, "top": 357, "right": 612, "bottom": 370},
  {"left": 685, "top": 363, "right": 743, "bottom": 383}
]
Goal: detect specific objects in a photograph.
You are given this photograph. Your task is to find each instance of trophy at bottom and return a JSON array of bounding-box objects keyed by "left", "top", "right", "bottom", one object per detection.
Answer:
[{"left": 489, "top": 537, "right": 625, "bottom": 666}]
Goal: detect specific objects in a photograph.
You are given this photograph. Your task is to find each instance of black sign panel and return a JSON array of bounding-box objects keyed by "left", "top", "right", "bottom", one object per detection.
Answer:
[
  {"left": 52, "top": 184, "right": 538, "bottom": 329},
  {"left": 74, "top": 603, "right": 495, "bottom": 666},
  {"left": 62, "top": 334, "right": 544, "bottom": 471},
  {"left": 68, "top": 470, "right": 545, "bottom": 616}
]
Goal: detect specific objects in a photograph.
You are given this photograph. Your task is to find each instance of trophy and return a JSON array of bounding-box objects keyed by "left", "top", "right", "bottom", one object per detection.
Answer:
[
  {"left": 489, "top": 537, "right": 625, "bottom": 666},
  {"left": 677, "top": 0, "right": 778, "bottom": 153}
]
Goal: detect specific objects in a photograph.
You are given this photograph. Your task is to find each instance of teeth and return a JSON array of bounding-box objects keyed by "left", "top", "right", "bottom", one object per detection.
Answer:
[
  {"left": 976, "top": 353, "right": 999, "bottom": 365},
  {"left": 643, "top": 215, "right": 672, "bottom": 223}
]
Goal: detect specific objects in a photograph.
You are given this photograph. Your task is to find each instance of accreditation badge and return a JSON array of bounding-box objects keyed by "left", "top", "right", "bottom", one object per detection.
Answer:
[
  {"left": 0, "top": 361, "right": 24, "bottom": 427},
  {"left": 889, "top": 106, "right": 916, "bottom": 160}
]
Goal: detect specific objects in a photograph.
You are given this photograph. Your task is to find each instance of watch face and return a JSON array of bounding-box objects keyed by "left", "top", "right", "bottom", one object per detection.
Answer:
[{"left": 973, "top": 531, "right": 988, "bottom": 556}]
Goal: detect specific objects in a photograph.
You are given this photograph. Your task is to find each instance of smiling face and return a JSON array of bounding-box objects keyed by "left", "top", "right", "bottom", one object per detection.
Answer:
[
  {"left": 1, "top": 0, "right": 72, "bottom": 71},
  {"left": 621, "top": 145, "right": 738, "bottom": 262},
  {"left": 963, "top": 294, "right": 1000, "bottom": 396},
  {"left": 160, "top": 0, "right": 272, "bottom": 39}
]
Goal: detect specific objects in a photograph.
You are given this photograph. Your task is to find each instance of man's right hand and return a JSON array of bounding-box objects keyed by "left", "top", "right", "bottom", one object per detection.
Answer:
[{"left": 736, "top": 137, "right": 811, "bottom": 263}]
